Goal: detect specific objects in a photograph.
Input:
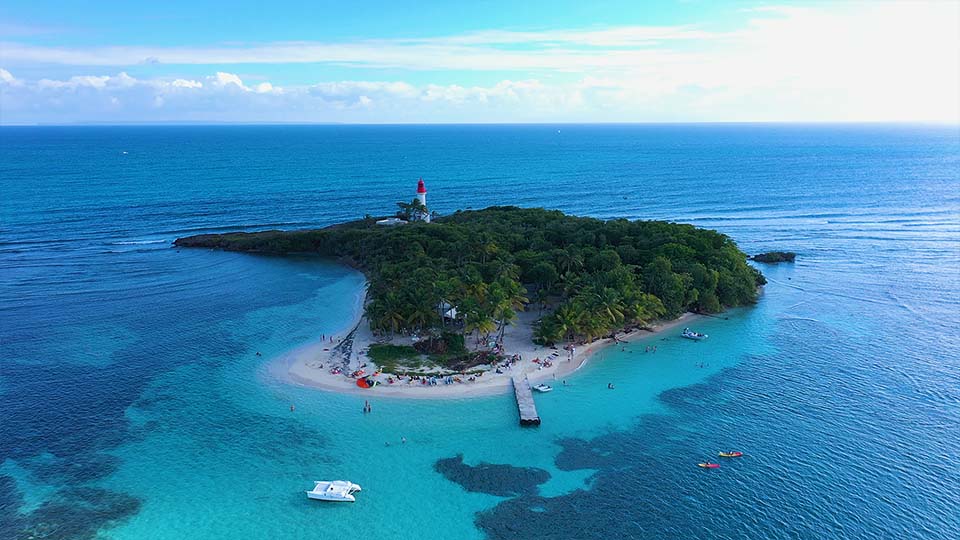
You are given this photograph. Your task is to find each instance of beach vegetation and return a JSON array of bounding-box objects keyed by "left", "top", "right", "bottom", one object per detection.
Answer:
[{"left": 366, "top": 344, "right": 420, "bottom": 364}]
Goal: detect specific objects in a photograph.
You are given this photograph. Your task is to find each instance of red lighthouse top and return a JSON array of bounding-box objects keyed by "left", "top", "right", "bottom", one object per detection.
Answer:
[{"left": 417, "top": 178, "right": 427, "bottom": 193}]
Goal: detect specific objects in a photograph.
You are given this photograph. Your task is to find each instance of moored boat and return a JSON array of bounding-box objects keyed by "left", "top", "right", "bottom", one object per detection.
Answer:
[
  {"left": 306, "top": 480, "right": 362, "bottom": 502},
  {"left": 681, "top": 328, "right": 708, "bottom": 340},
  {"left": 533, "top": 383, "right": 553, "bottom": 393}
]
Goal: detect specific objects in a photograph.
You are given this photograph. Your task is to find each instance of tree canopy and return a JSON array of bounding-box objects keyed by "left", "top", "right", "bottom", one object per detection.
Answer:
[{"left": 175, "top": 206, "right": 765, "bottom": 345}]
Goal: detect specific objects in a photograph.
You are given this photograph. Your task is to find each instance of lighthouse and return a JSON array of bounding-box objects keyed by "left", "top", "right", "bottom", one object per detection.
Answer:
[{"left": 416, "top": 178, "right": 430, "bottom": 223}]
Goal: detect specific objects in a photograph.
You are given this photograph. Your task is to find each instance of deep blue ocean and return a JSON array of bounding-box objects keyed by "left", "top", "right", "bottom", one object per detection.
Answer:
[{"left": 1, "top": 124, "right": 958, "bottom": 540}]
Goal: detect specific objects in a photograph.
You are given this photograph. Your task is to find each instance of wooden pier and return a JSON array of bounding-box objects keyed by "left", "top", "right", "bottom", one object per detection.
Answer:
[{"left": 512, "top": 376, "right": 541, "bottom": 426}]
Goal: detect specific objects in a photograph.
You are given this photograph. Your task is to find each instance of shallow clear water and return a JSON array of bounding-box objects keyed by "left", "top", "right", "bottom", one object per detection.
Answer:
[{"left": 1, "top": 124, "right": 958, "bottom": 539}]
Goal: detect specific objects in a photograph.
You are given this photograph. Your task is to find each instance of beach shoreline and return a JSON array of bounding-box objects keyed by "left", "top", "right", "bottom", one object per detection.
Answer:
[{"left": 266, "top": 302, "right": 700, "bottom": 400}]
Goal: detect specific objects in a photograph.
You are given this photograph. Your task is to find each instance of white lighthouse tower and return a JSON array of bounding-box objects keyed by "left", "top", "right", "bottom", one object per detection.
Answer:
[{"left": 416, "top": 178, "right": 430, "bottom": 223}]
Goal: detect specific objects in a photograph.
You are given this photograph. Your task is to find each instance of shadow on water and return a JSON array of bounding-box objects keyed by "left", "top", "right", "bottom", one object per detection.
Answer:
[
  {"left": 434, "top": 454, "right": 550, "bottom": 498},
  {"left": 1, "top": 474, "right": 141, "bottom": 540}
]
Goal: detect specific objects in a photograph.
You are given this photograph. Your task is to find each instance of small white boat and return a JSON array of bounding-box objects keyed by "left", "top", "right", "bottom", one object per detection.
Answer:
[
  {"left": 306, "top": 480, "right": 362, "bottom": 502},
  {"left": 533, "top": 383, "right": 553, "bottom": 393},
  {"left": 681, "top": 328, "right": 708, "bottom": 340}
]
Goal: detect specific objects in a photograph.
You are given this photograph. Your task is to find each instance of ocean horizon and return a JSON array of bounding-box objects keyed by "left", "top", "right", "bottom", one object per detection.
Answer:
[{"left": 2, "top": 123, "right": 958, "bottom": 539}]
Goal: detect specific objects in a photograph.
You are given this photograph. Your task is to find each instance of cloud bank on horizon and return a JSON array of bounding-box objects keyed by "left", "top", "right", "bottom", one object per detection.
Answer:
[{"left": 0, "top": 1, "right": 957, "bottom": 124}]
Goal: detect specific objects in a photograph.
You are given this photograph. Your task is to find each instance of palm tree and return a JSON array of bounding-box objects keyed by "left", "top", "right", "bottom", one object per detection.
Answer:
[
  {"left": 494, "top": 302, "right": 517, "bottom": 341},
  {"left": 465, "top": 311, "right": 497, "bottom": 348},
  {"left": 406, "top": 300, "right": 436, "bottom": 332},
  {"left": 462, "top": 276, "right": 488, "bottom": 305},
  {"left": 481, "top": 240, "right": 499, "bottom": 265},
  {"left": 396, "top": 198, "right": 427, "bottom": 220},
  {"left": 502, "top": 278, "right": 529, "bottom": 312},
  {"left": 584, "top": 318, "right": 607, "bottom": 341},
  {"left": 370, "top": 292, "right": 406, "bottom": 335},
  {"left": 556, "top": 250, "right": 584, "bottom": 276},
  {"left": 554, "top": 304, "right": 582, "bottom": 342},
  {"left": 534, "top": 288, "right": 549, "bottom": 316},
  {"left": 632, "top": 292, "right": 666, "bottom": 324},
  {"left": 593, "top": 287, "right": 625, "bottom": 326}
]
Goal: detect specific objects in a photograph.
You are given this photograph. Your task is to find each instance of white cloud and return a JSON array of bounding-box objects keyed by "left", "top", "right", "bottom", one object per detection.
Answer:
[
  {"left": 0, "top": 1, "right": 957, "bottom": 123},
  {"left": 212, "top": 71, "right": 246, "bottom": 88},
  {"left": 36, "top": 74, "right": 109, "bottom": 89},
  {"left": 1, "top": 65, "right": 957, "bottom": 124},
  {"left": 415, "top": 25, "right": 721, "bottom": 47},
  {"left": 0, "top": 68, "right": 18, "bottom": 85},
  {"left": 172, "top": 78, "right": 203, "bottom": 89},
  {"left": 309, "top": 80, "right": 418, "bottom": 99},
  {"left": 0, "top": 71, "right": 581, "bottom": 123}
]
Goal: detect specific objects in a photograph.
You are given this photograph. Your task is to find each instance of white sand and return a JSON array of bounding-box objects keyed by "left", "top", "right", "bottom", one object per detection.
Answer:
[{"left": 269, "top": 303, "right": 699, "bottom": 400}]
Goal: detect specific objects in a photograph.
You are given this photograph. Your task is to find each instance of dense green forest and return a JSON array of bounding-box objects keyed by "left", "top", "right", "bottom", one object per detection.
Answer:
[{"left": 175, "top": 207, "right": 764, "bottom": 345}]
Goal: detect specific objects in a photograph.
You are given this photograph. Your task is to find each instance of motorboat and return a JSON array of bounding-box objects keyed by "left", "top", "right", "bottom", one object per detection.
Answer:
[
  {"left": 306, "top": 480, "right": 362, "bottom": 502},
  {"left": 533, "top": 383, "right": 553, "bottom": 393},
  {"left": 681, "top": 328, "right": 708, "bottom": 340}
]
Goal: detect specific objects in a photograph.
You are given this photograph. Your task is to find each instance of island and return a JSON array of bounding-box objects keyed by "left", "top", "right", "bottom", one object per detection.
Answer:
[
  {"left": 751, "top": 251, "right": 797, "bottom": 263},
  {"left": 176, "top": 206, "right": 765, "bottom": 396}
]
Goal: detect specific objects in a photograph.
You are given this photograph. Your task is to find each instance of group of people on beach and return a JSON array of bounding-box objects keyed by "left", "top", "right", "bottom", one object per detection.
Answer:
[{"left": 385, "top": 372, "right": 484, "bottom": 386}]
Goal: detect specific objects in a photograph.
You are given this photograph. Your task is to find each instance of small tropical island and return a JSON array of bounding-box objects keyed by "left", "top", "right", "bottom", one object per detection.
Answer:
[
  {"left": 176, "top": 181, "right": 765, "bottom": 397},
  {"left": 751, "top": 251, "right": 797, "bottom": 263}
]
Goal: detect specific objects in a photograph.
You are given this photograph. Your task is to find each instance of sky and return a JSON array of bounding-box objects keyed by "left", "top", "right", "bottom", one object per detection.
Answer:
[{"left": 1, "top": 0, "right": 958, "bottom": 124}]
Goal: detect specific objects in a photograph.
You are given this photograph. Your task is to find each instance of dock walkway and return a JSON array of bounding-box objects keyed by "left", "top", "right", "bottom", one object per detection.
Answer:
[{"left": 512, "top": 376, "right": 541, "bottom": 426}]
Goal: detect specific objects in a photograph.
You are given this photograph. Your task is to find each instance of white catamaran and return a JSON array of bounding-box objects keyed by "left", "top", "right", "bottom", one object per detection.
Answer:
[{"left": 306, "top": 480, "right": 362, "bottom": 502}]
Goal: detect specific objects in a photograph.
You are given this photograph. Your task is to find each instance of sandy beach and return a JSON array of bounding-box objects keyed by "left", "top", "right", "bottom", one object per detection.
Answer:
[{"left": 269, "top": 304, "right": 699, "bottom": 399}]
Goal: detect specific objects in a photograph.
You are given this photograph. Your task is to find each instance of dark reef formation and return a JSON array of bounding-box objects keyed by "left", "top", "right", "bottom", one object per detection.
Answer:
[
  {"left": 751, "top": 251, "right": 796, "bottom": 263},
  {"left": 433, "top": 454, "right": 550, "bottom": 497}
]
